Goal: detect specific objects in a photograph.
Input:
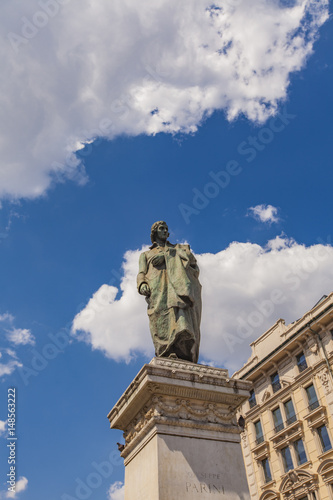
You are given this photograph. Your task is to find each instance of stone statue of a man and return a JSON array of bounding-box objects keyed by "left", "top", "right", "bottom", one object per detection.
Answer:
[{"left": 137, "top": 221, "right": 201, "bottom": 363}]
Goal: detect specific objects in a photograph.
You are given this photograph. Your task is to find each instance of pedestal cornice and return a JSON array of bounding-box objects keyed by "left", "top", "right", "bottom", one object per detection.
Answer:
[{"left": 108, "top": 357, "right": 251, "bottom": 460}]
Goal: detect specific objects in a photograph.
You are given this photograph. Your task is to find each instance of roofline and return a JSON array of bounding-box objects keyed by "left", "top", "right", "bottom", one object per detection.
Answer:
[{"left": 239, "top": 302, "right": 333, "bottom": 380}]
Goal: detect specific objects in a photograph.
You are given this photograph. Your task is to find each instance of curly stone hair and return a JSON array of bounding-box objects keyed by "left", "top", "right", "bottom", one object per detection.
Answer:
[{"left": 150, "top": 221, "right": 169, "bottom": 244}]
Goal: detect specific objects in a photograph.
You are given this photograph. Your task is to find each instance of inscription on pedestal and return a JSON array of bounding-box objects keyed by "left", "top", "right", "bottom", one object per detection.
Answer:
[{"left": 185, "top": 472, "right": 225, "bottom": 495}]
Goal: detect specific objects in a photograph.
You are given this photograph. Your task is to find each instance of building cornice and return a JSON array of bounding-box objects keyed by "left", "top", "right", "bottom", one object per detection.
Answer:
[{"left": 236, "top": 295, "right": 333, "bottom": 381}]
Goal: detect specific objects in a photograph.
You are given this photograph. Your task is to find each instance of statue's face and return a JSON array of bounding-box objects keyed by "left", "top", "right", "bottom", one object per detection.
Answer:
[{"left": 156, "top": 223, "right": 169, "bottom": 241}]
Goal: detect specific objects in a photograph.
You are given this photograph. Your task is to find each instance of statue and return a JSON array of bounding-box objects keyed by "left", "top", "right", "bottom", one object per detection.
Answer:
[{"left": 137, "top": 221, "right": 202, "bottom": 363}]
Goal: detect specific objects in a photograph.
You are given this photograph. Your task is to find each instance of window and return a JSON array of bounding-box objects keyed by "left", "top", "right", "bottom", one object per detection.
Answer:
[
  {"left": 271, "top": 371, "right": 281, "bottom": 393},
  {"left": 317, "top": 424, "right": 332, "bottom": 453},
  {"left": 284, "top": 399, "right": 296, "bottom": 425},
  {"left": 272, "top": 407, "right": 284, "bottom": 432},
  {"left": 254, "top": 420, "right": 264, "bottom": 445},
  {"left": 249, "top": 389, "right": 257, "bottom": 409},
  {"left": 306, "top": 384, "right": 319, "bottom": 412},
  {"left": 293, "top": 439, "right": 307, "bottom": 465},
  {"left": 296, "top": 352, "right": 307, "bottom": 373},
  {"left": 281, "top": 446, "right": 294, "bottom": 472},
  {"left": 261, "top": 457, "right": 272, "bottom": 483}
]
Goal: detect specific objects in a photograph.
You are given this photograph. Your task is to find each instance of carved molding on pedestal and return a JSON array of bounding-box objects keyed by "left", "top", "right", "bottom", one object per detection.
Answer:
[
  {"left": 153, "top": 358, "right": 228, "bottom": 378},
  {"left": 122, "top": 394, "right": 239, "bottom": 457},
  {"left": 108, "top": 358, "right": 251, "bottom": 462}
]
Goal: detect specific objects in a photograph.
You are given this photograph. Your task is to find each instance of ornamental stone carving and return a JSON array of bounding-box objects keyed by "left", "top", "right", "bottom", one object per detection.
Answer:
[
  {"left": 317, "top": 368, "right": 333, "bottom": 395},
  {"left": 123, "top": 395, "right": 239, "bottom": 450}
]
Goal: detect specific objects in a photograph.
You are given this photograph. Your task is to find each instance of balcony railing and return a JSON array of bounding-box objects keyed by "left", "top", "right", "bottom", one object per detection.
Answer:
[
  {"left": 272, "top": 381, "right": 281, "bottom": 393},
  {"left": 249, "top": 398, "right": 257, "bottom": 409},
  {"left": 274, "top": 423, "right": 284, "bottom": 433},
  {"left": 256, "top": 435, "right": 264, "bottom": 445},
  {"left": 297, "top": 360, "right": 308, "bottom": 372},
  {"left": 286, "top": 414, "right": 297, "bottom": 426},
  {"left": 308, "top": 400, "right": 320, "bottom": 412}
]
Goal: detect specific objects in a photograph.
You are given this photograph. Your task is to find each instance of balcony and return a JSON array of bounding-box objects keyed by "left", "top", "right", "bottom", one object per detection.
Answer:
[
  {"left": 304, "top": 404, "right": 327, "bottom": 430},
  {"left": 256, "top": 435, "right": 264, "bottom": 445},
  {"left": 297, "top": 360, "right": 308, "bottom": 373},
  {"left": 249, "top": 399, "right": 257, "bottom": 409},
  {"left": 251, "top": 438, "right": 270, "bottom": 461},
  {"left": 270, "top": 419, "right": 303, "bottom": 450},
  {"left": 286, "top": 414, "right": 297, "bottom": 426},
  {"left": 308, "top": 400, "right": 320, "bottom": 412},
  {"left": 274, "top": 423, "right": 284, "bottom": 433}
]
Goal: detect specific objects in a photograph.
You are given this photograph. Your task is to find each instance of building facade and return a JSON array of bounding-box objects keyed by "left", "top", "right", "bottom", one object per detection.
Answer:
[{"left": 234, "top": 293, "right": 333, "bottom": 500}]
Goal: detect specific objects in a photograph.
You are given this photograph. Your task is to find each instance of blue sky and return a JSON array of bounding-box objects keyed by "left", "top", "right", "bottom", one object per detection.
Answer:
[{"left": 1, "top": 1, "right": 333, "bottom": 499}]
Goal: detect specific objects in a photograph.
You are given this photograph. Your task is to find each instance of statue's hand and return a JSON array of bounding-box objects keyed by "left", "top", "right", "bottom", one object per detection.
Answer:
[{"left": 139, "top": 283, "right": 150, "bottom": 297}]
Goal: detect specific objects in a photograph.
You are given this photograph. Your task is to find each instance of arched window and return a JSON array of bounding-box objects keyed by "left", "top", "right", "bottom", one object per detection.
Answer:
[
  {"left": 259, "top": 489, "right": 279, "bottom": 500},
  {"left": 280, "top": 470, "right": 318, "bottom": 500},
  {"left": 318, "top": 460, "right": 333, "bottom": 500}
]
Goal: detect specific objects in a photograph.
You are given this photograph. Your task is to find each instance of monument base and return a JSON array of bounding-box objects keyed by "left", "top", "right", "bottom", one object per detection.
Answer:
[{"left": 108, "top": 358, "right": 251, "bottom": 500}]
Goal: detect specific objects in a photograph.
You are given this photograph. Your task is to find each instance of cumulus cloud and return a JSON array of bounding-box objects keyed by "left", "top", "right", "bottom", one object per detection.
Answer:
[
  {"left": 108, "top": 482, "right": 124, "bottom": 500},
  {"left": 0, "top": 347, "right": 22, "bottom": 377},
  {"left": 73, "top": 246, "right": 151, "bottom": 363},
  {"left": 0, "top": 313, "right": 14, "bottom": 323},
  {"left": 5, "top": 477, "right": 28, "bottom": 499},
  {"left": 0, "top": 420, "right": 6, "bottom": 437},
  {"left": 0, "top": 359, "right": 22, "bottom": 378},
  {"left": 6, "top": 328, "right": 35, "bottom": 346},
  {"left": 248, "top": 204, "right": 280, "bottom": 224},
  {"left": 0, "top": 314, "right": 33, "bottom": 376},
  {"left": 72, "top": 236, "right": 333, "bottom": 371},
  {"left": 0, "top": 0, "right": 329, "bottom": 199}
]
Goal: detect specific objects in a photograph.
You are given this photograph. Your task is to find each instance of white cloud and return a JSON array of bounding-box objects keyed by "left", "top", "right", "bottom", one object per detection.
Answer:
[
  {"left": 0, "top": 313, "right": 14, "bottom": 323},
  {"left": 6, "top": 328, "right": 35, "bottom": 346},
  {"left": 248, "top": 204, "right": 280, "bottom": 224},
  {"left": 0, "top": 0, "right": 329, "bottom": 200},
  {"left": 72, "top": 237, "right": 333, "bottom": 371},
  {"left": 0, "top": 360, "right": 22, "bottom": 378},
  {"left": 0, "top": 420, "right": 6, "bottom": 437},
  {"left": 73, "top": 246, "right": 151, "bottom": 363},
  {"left": 0, "top": 345, "right": 21, "bottom": 378},
  {"left": 0, "top": 315, "right": 33, "bottom": 376},
  {"left": 5, "top": 477, "right": 28, "bottom": 499},
  {"left": 108, "top": 482, "right": 124, "bottom": 500}
]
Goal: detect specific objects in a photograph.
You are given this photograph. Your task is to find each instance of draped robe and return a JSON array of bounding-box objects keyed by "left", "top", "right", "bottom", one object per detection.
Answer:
[{"left": 137, "top": 241, "right": 201, "bottom": 363}]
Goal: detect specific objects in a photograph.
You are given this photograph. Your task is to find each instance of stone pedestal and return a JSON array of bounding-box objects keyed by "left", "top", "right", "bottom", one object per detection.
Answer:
[{"left": 108, "top": 358, "right": 251, "bottom": 500}]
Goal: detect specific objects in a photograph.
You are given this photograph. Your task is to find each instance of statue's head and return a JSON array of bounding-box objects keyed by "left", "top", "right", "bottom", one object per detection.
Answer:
[{"left": 150, "top": 221, "right": 169, "bottom": 244}]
